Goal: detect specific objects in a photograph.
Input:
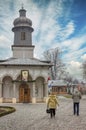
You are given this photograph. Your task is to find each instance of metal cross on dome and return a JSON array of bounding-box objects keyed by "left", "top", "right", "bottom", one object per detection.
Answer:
[{"left": 21, "top": 3, "right": 24, "bottom": 9}]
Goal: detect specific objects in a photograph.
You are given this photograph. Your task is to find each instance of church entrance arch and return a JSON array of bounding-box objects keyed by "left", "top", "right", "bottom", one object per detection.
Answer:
[
  {"left": 19, "top": 83, "right": 30, "bottom": 103},
  {"left": 35, "top": 77, "right": 45, "bottom": 102},
  {"left": 2, "top": 76, "right": 13, "bottom": 102},
  {"left": 16, "top": 72, "right": 32, "bottom": 103}
]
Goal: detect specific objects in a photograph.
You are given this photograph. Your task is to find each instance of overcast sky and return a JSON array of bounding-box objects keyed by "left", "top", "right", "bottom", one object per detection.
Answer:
[{"left": 0, "top": 0, "right": 86, "bottom": 80}]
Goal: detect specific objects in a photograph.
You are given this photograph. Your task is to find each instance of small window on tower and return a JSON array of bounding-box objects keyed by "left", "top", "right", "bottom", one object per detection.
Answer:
[{"left": 21, "top": 32, "right": 25, "bottom": 40}]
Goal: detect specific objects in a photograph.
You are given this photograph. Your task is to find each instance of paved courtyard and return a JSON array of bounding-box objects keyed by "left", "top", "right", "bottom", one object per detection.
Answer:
[{"left": 0, "top": 96, "right": 86, "bottom": 130}]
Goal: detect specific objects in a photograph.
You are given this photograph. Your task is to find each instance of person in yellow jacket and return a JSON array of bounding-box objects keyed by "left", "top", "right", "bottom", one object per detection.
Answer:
[{"left": 47, "top": 92, "right": 59, "bottom": 118}]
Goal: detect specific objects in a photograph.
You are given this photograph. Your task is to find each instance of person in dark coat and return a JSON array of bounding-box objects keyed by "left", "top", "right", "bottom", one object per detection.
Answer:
[{"left": 72, "top": 89, "right": 82, "bottom": 116}]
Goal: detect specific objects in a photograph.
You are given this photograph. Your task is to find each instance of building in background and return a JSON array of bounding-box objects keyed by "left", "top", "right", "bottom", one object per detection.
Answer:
[
  {"left": 48, "top": 80, "right": 67, "bottom": 94},
  {"left": 0, "top": 7, "right": 51, "bottom": 103}
]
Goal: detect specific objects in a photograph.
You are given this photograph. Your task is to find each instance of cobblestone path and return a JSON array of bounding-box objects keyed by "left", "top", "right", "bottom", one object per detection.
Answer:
[{"left": 0, "top": 97, "right": 86, "bottom": 130}]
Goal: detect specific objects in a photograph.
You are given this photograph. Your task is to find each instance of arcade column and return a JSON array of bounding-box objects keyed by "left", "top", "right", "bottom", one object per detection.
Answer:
[
  {"left": 12, "top": 82, "right": 16, "bottom": 103},
  {"left": 0, "top": 81, "right": 3, "bottom": 103},
  {"left": 44, "top": 82, "right": 48, "bottom": 103},
  {"left": 32, "top": 82, "right": 36, "bottom": 103}
]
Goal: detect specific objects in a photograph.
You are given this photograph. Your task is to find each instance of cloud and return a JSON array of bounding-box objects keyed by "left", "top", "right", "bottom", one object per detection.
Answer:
[
  {"left": 81, "top": 54, "right": 86, "bottom": 61},
  {"left": 58, "top": 21, "right": 75, "bottom": 41},
  {"left": 57, "top": 34, "right": 86, "bottom": 63},
  {"left": 66, "top": 61, "right": 82, "bottom": 79},
  {"left": 30, "top": 0, "right": 65, "bottom": 57},
  {"left": 30, "top": 1, "right": 75, "bottom": 58},
  {"left": 70, "top": 61, "right": 81, "bottom": 68},
  {"left": 0, "top": 35, "right": 11, "bottom": 47}
]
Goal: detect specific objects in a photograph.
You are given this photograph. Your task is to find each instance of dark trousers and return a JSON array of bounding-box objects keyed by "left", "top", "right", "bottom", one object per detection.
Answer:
[
  {"left": 73, "top": 102, "right": 79, "bottom": 115},
  {"left": 50, "top": 108, "right": 56, "bottom": 118}
]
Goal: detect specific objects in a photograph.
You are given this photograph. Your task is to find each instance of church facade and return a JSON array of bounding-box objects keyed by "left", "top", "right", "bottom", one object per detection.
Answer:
[{"left": 0, "top": 7, "right": 51, "bottom": 103}]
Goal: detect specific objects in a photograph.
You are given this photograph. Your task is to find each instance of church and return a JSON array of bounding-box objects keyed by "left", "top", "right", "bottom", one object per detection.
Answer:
[{"left": 0, "top": 7, "right": 51, "bottom": 103}]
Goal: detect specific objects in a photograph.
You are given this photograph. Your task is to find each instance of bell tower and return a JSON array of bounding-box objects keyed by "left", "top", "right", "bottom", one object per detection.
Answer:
[{"left": 12, "top": 7, "right": 34, "bottom": 58}]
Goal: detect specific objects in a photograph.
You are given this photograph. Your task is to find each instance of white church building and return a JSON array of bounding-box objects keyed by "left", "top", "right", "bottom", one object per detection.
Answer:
[{"left": 0, "top": 7, "right": 52, "bottom": 103}]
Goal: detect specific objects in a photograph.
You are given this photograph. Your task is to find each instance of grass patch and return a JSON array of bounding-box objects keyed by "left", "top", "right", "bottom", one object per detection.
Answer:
[
  {"left": 63, "top": 94, "right": 72, "bottom": 98},
  {"left": 0, "top": 106, "right": 16, "bottom": 117},
  {"left": 58, "top": 94, "right": 72, "bottom": 98}
]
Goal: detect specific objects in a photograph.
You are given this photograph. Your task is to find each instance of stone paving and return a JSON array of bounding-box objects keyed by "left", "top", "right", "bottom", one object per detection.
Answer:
[{"left": 0, "top": 96, "right": 86, "bottom": 130}]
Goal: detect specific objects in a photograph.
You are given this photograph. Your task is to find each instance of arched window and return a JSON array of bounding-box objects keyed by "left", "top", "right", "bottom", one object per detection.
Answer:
[{"left": 21, "top": 32, "right": 25, "bottom": 40}]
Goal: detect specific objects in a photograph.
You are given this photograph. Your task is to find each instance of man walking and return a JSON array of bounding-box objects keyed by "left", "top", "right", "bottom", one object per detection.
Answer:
[{"left": 72, "top": 89, "right": 82, "bottom": 116}]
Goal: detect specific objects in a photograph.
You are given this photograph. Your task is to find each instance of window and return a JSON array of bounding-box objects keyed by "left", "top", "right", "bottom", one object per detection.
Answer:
[{"left": 21, "top": 32, "right": 25, "bottom": 40}]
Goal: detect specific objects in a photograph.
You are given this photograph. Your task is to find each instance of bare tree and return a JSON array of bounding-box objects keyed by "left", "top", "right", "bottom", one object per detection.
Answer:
[{"left": 43, "top": 47, "right": 65, "bottom": 80}]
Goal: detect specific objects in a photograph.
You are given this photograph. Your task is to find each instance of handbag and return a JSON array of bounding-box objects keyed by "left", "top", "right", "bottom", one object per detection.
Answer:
[{"left": 46, "top": 109, "right": 50, "bottom": 113}]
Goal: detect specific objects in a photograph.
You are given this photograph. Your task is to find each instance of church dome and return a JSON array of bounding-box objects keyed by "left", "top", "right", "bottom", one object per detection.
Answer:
[
  {"left": 13, "top": 8, "right": 32, "bottom": 27},
  {"left": 13, "top": 17, "right": 32, "bottom": 27}
]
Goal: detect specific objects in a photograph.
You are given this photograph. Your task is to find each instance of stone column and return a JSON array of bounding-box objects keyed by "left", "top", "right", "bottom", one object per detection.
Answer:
[
  {"left": 32, "top": 82, "right": 36, "bottom": 103},
  {"left": 0, "top": 81, "right": 3, "bottom": 103},
  {"left": 12, "top": 83, "right": 16, "bottom": 103},
  {"left": 44, "top": 82, "right": 48, "bottom": 103}
]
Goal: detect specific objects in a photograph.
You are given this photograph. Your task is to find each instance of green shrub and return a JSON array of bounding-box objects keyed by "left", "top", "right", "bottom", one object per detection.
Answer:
[{"left": 0, "top": 106, "right": 16, "bottom": 117}]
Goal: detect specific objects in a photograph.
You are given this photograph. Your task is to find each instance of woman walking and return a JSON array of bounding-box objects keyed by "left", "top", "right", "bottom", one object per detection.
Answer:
[{"left": 47, "top": 92, "right": 59, "bottom": 118}]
